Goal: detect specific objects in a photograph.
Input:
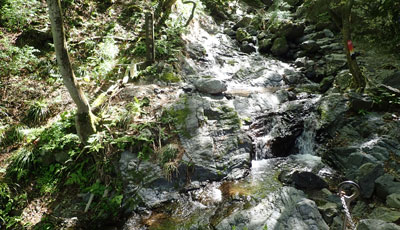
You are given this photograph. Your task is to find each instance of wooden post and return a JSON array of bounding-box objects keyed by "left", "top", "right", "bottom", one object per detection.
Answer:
[{"left": 145, "top": 12, "right": 155, "bottom": 66}]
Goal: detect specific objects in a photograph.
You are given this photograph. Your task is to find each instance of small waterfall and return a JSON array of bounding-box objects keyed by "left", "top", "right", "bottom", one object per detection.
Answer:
[{"left": 296, "top": 112, "right": 318, "bottom": 155}]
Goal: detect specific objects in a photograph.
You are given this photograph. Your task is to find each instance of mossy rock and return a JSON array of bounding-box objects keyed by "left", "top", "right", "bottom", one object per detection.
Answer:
[
  {"left": 161, "top": 72, "right": 181, "bottom": 83},
  {"left": 271, "top": 36, "right": 289, "bottom": 57},
  {"left": 236, "top": 28, "right": 252, "bottom": 43},
  {"left": 333, "top": 70, "right": 352, "bottom": 92},
  {"left": 259, "top": 38, "right": 272, "bottom": 53}
]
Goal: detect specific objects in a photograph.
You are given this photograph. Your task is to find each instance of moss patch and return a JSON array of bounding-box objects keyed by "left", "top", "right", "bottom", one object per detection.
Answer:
[
  {"left": 160, "top": 72, "right": 181, "bottom": 83},
  {"left": 161, "top": 96, "right": 192, "bottom": 137}
]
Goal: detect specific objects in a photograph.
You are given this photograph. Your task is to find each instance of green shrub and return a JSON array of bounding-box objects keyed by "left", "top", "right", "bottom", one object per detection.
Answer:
[
  {"left": 24, "top": 100, "right": 50, "bottom": 126},
  {"left": 0, "top": 182, "right": 26, "bottom": 229},
  {"left": 0, "top": 37, "right": 40, "bottom": 77},
  {"left": 6, "top": 147, "right": 35, "bottom": 181},
  {"left": 0, "top": 124, "right": 25, "bottom": 147},
  {"left": 0, "top": 0, "right": 41, "bottom": 31},
  {"left": 159, "top": 144, "right": 179, "bottom": 164}
]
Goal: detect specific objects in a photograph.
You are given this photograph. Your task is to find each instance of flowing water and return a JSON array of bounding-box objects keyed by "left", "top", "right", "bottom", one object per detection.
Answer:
[{"left": 122, "top": 2, "right": 334, "bottom": 229}]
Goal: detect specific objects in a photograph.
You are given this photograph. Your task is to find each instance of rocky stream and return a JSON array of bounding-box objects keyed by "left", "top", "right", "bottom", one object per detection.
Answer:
[{"left": 118, "top": 1, "right": 400, "bottom": 229}]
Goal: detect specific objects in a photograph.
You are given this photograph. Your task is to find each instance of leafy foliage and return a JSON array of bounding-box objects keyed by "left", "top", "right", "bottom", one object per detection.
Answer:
[
  {"left": 24, "top": 100, "right": 50, "bottom": 126},
  {"left": 6, "top": 147, "right": 35, "bottom": 181},
  {"left": 302, "top": 0, "right": 400, "bottom": 52},
  {"left": 358, "top": 0, "right": 400, "bottom": 51},
  {"left": 0, "top": 37, "right": 40, "bottom": 77},
  {"left": 0, "top": 124, "right": 25, "bottom": 148},
  {"left": 156, "top": 19, "right": 186, "bottom": 60},
  {"left": 76, "top": 38, "right": 120, "bottom": 83},
  {"left": 0, "top": 0, "right": 41, "bottom": 31},
  {"left": 0, "top": 182, "right": 27, "bottom": 229}
]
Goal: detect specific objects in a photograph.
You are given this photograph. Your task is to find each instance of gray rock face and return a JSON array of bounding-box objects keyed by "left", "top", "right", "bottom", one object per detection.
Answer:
[
  {"left": 357, "top": 219, "right": 400, "bottom": 230},
  {"left": 383, "top": 71, "right": 400, "bottom": 90},
  {"left": 317, "top": 93, "right": 349, "bottom": 134},
  {"left": 179, "top": 95, "right": 253, "bottom": 181},
  {"left": 292, "top": 171, "right": 328, "bottom": 190},
  {"left": 368, "top": 207, "right": 400, "bottom": 223},
  {"left": 387, "top": 193, "right": 400, "bottom": 209},
  {"left": 194, "top": 77, "right": 227, "bottom": 94},
  {"left": 119, "top": 151, "right": 182, "bottom": 208},
  {"left": 353, "top": 163, "right": 385, "bottom": 198},
  {"left": 317, "top": 202, "right": 339, "bottom": 225},
  {"left": 258, "top": 38, "right": 272, "bottom": 53},
  {"left": 300, "top": 40, "right": 320, "bottom": 54},
  {"left": 240, "top": 41, "right": 256, "bottom": 54},
  {"left": 55, "top": 151, "right": 69, "bottom": 163},
  {"left": 251, "top": 108, "right": 304, "bottom": 158},
  {"left": 215, "top": 187, "right": 329, "bottom": 230},
  {"left": 323, "top": 29, "right": 334, "bottom": 38},
  {"left": 234, "top": 16, "right": 252, "bottom": 30},
  {"left": 325, "top": 53, "right": 347, "bottom": 76},
  {"left": 375, "top": 174, "right": 400, "bottom": 200},
  {"left": 348, "top": 93, "right": 374, "bottom": 112},
  {"left": 236, "top": 28, "right": 252, "bottom": 43},
  {"left": 187, "top": 42, "right": 206, "bottom": 60},
  {"left": 271, "top": 36, "right": 289, "bottom": 57}
]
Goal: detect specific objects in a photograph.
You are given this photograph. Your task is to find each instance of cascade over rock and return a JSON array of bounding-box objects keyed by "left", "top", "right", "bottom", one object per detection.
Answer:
[{"left": 119, "top": 0, "right": 400, "bottom": 229}]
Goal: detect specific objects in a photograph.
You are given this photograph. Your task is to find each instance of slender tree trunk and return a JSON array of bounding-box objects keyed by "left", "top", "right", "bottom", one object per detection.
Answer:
[
  {"left": 47, "top": 0, "right": 96, "bottom": 143},
  {"left": 328, "top": 0, "right": 366, "bottom": 92},
  {"left": 342, "top": 0, "right": 366, "bottom": 92}
]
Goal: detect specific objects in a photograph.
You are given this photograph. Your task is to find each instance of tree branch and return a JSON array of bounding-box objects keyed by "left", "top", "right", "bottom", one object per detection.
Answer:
[{"left": 183, "top": 1, "right": 196, "bottom": 27}]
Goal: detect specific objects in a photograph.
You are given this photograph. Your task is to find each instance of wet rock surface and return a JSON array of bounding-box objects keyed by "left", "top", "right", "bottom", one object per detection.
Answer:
[
  {"left": 119, "top": 0, "right": 400, "bottom": 229},
  {"left": 215, "top": 187, "right": 329, "bottom": 230},
  {"left": 357, "top": 219, "right": 400, "bottom": 230}
]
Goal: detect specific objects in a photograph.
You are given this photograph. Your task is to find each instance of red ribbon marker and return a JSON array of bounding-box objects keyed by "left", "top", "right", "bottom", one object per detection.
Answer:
[{"left": 347, "top": 40, "right": 356, "bottom": 59}]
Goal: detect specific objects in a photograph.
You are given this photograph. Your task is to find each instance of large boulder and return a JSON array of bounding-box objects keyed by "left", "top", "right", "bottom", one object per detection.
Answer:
[
  {"left": 333, "top": 70, "right": 352, "bottom": 92},
  {"left": 251, "top": 107, "right": 304, "bottom": 158},
  {"left": 271, "top": 36, "right": 289, "bottom": 57},
  {"left": 233, "top": 16, "right": 252, "bottom": 30},
  {"left": 194, "top": 77, "right": 227, "bottom": 94},
  {"left": 236, "top": 28, "right": 252, "bottom": 43},
  {"left": 357, "top": 219, "right": 400, "bottom": 230},
  {"left": 268, "top": 18, "right": 305, "bottom": 41},
  {"left": 348, "top": 93, "right": 374, "bottom": 112},
  {"left": 258, "top": 38, "right": 272, "bottom": 53},
  {"left": 178, "top": 96, "right": 253, "bottom": 181},
  {"left": 383, "top": 71, "right": 400, "bottom": 90},
  {"left": 240, "top": 41, "right": 256, "bottom": 54},
  {"left": 317, "top": 93, "right": 349, "bottom": 135},
  {"left": 215, "top": 187, "right": 329, "bottom": 230},
  {"left": 375, "top": 174, "right": 400, "bottom": 200},
  {"left": 351, "top": 163, "right": 385, "bottom": 198},
  {"left": 292, "top": 171, "right": 328, "bottom": 190},
  {"left": 368, "top": 207, "right": 400, "bottom": 223},
  {"left": 119, "top": 150, "right": 183, "bottom": 209},
  {"left": 300, "top": 40, "right": 320, "bottom": 54},
  {"left": 387, "top": 193, "right": 400, "bottom": 209},
  {"left": 325, "top": 53, "right": 348, "bottom": 76}
]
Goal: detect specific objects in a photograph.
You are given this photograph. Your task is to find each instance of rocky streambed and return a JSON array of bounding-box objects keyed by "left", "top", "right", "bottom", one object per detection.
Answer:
[{"left": 118, "top": 1, "right": 400, "bottom": 229}]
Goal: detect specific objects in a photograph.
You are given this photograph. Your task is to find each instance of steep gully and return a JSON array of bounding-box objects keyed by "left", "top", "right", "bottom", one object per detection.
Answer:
[{"left": 121, "top": 2, "right": 348, "bottom": 230}]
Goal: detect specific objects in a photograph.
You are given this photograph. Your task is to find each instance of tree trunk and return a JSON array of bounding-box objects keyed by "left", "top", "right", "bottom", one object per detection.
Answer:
[
  {"left": 47, "top": 0, "right": 96, "bottom": 143},
  {"left": 342, "top": 0, "right": 366, "bottom": 92},
  {"left": 155, "top": 0, "right": 177, "bottom": 32}
]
